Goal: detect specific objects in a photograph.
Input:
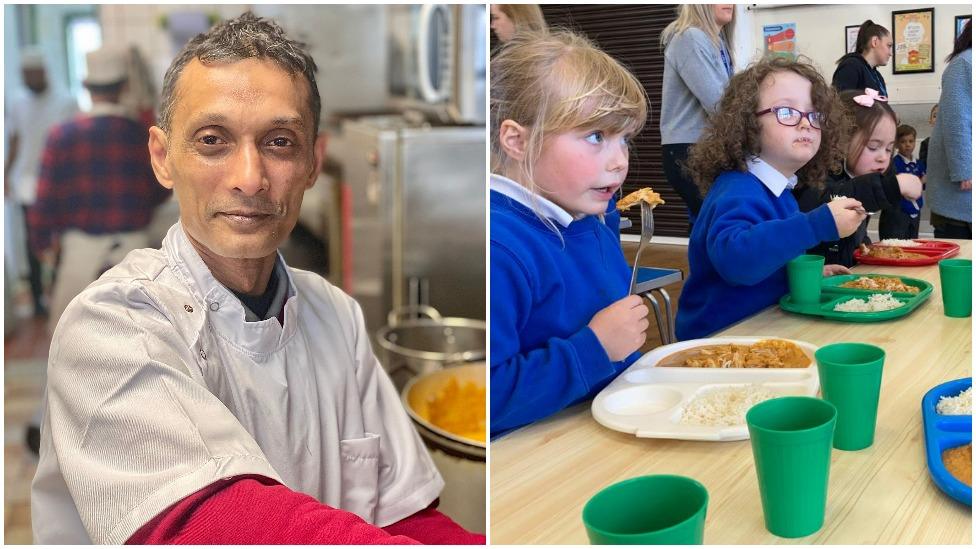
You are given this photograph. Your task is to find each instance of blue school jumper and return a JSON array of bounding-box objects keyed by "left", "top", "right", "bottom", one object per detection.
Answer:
[
  {"left": 675, "top": 170, "right": 838, "bottom": 340},
  {"left": 893, "top": 154, "right": 926, "bottom": 217},
  {"left": 490, "top": 190, "right": 635, "bottom": 435}
]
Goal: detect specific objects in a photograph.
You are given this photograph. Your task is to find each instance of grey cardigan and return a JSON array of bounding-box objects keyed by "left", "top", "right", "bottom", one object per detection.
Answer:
[
  {"left": 660, "top": 27, "right": 732, "bottom": 145},
  {"left": 926, "top": 49, "right": 972, "bottom": 223}
]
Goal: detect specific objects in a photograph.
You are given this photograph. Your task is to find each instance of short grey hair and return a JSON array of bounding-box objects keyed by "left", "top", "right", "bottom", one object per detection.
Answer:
[{"left": 157, "top": 11, "right": 321, "bottom": 134}]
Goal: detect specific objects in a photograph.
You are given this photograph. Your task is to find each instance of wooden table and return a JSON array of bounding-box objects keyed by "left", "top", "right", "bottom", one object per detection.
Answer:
[{"left": 490, "top": 240, "right": 972, "bottom": 544}]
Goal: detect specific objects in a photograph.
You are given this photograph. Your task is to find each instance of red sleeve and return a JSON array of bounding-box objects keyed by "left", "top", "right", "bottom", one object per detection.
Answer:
[
  {"left": 126, "top": 475, "right": 420, "bottom": 545},
  {"left": 383, "top": 501, "right": 486, "bottom": 545}
]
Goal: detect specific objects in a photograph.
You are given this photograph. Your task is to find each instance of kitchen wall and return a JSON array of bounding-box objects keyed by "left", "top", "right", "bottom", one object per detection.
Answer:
[{"left": 99, "top": 4, "right": 391, "bottom": 128}]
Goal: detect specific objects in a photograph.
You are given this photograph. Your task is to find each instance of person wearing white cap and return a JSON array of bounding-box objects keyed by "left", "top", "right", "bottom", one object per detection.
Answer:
[
  {"left": 4, "top": 46, "right": 79, "bottom": 317},
  {"left": 22, "top": 46, "right": 172, "bottom": 460},
  {"left": 27, "top": 46, "right": 171, "bottom": 335}
]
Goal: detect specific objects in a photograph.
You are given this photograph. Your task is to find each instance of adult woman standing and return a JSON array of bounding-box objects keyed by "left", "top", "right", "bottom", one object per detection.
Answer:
[
  {"left": 490, "top": 5, "right": 547, "bottom": 43},
  {"left": 925, "top": 21, "right": 971, "bottom": 239},
  {"left": 659, "top": 4, "right": 736, "bottom": 229},
  {"left": 832, "top": 19, "right": 892, "bottom": 94}
]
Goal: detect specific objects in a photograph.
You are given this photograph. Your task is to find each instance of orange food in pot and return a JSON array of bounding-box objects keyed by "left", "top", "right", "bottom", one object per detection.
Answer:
[{"left": 425, "top": 378, "right": 486, "bottom": 442}]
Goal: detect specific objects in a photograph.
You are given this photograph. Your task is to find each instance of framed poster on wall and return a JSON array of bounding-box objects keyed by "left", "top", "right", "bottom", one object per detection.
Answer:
[
  {"left": 955, "top": 15, "right": 971, "bottom": 38},
  {"left": 845, "top": 24, "right": 860, "bottom": 53},
  {"left": 892, "top": 8, "right": 934, "bottom": 74},
  {"left": 763, "top": 23, "right": 797, "bottom": 60}
]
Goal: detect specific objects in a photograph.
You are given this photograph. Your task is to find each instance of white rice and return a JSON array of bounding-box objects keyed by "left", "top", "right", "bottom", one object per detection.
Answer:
[
  {"left": 833, "top": 293, "right": 904, "bottom": 312},
  {"left": 879, "top": 238, "right": 922, "bottom": 247},
  {"left": 830, "top": 195, "right": 850, "bottom": 201},
  {"left": 937, "top": 387, "right": 972, "bottom": 415},
  {"left": 679, "top": 384, "right": 776, "bottom": 426}
]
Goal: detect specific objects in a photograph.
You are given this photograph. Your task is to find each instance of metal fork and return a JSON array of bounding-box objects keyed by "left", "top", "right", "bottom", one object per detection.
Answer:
[{"left": 629, "top": 199, "right": 654, "bottom": 294}]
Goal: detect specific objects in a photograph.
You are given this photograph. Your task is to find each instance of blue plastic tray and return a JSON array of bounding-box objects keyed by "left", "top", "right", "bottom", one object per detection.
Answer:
[{"left": 921, "top": 377, "right": 972, "bottom": 506}]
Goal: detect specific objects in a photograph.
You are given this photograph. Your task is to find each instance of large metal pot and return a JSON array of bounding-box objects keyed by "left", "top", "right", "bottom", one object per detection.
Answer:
[
  {"left": 376, "top": 305, "right": 486, "bottom": 388},
  {"left": 401, "top": 362, "right": 486, "bottom": 534}
]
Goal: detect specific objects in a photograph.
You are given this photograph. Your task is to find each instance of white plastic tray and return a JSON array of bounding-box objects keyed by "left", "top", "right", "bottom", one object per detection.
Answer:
[{"left": 591, "top": 337, "right": 821, "bottom": 441}]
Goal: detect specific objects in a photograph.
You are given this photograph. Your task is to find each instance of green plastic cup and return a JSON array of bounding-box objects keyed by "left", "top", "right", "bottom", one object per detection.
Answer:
[
  {"left": 582, "top": 475, "right": 708, "bottom": 545},
  {"left": 787, "top": 255, "right": 825, "bottom": 304},
  {"left": 939, "top": 259, "right": 972, "bottom": 318},
  {"left": 814, "top": 342, "right": 885, "bottom": 451},
  {"left": 746, "top": 397, "right": 836, "bottom": 538}
]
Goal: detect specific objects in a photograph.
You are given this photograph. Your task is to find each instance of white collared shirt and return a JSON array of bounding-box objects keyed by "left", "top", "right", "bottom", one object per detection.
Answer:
[
  {"left": 490, "top": 173, "right": 576, "bottom": 227},
  {"left": 747, "top": 157, "right": 799, "bottom": 197}
]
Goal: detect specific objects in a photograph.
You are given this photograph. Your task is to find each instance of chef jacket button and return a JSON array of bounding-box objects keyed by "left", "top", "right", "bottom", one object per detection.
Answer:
[
  {"left": 199, "top": 349, "right": 207, "bottom": 360},
  {"left": 184, "top": 304, "right": 193, "bottom": 313},
  {"left": 209, "top": 301, "right": 220, "bottom": 311}
]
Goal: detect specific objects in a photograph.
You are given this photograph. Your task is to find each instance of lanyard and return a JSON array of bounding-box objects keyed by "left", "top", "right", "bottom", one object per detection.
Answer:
[
  {"left": 719, "top": 43, "right": 733, "bottom": 78},
  {"left": 869, "top": 68, "right": 887, "bottom": 97}
]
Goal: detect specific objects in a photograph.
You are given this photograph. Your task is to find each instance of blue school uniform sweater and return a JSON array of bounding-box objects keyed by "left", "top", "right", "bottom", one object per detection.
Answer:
[
  {"left": 893, "top": 154, "right": 925, "bottom": 217},
  {"left": 675, "top": 170, "right": 838, "bottom": 341},
  {"left": 490, "top": 190, "right": 635, "bottom": 435}
]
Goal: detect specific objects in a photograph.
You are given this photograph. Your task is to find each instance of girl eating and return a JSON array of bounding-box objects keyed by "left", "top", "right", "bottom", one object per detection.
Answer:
[
  {"left": 490, "top": 30, "right": 650, "bottom": 434},
  {"left": 676, "top": 56, "right": 862, "bottom": 341}
]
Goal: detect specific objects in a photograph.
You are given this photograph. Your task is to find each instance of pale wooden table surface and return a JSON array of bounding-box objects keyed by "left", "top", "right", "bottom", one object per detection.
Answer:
[{"left": 490, "top": 240, "right": 972, "bottom": 545}]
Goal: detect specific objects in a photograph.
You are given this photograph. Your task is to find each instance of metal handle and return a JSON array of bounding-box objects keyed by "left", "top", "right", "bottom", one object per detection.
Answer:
[
  {"left": 387, "top": 304, "right": 443, "bottom": 327},
  {"left": 417, "top": 4, "right": 452, "bottom": 103}
]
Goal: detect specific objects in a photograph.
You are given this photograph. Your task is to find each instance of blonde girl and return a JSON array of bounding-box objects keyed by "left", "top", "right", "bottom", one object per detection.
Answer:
[
  {"left": 676, "top": 56, "right": 862, "bottom": 340},
  {"left": 490, "top": 30, "right": 650, "bottom": 434}
]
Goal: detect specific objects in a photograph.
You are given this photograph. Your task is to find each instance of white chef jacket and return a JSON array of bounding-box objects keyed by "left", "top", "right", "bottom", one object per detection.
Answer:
[
  {"left": 6, "top": 88, "right": 78, "bottom": 205},
  {"left": 31, "top": 222, "right": 444, "bottom": 544}
]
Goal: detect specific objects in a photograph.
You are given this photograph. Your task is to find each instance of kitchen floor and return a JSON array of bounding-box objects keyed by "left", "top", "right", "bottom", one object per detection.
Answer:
[{"left": 3, "top": 242, "right": 692, "bottom": 543}]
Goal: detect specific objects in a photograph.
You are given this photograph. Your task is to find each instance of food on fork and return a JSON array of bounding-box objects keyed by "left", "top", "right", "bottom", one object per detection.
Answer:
[{"left": 617, "top": 187, "right": 665, "bottom": 211}]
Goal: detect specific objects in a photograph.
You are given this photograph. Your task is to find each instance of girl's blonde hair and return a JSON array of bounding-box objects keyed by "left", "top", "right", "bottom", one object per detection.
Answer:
[
  {"left": 491, "top": 30, "right": 649, "bottom": 194},
  {"left": 497, "top": 4, "right": 548, "bottom": 35},
  {"left": 660, "top": 4, "right": 736, "bottom": 68},
  {"left": 686, "top": 56, "right": 849, "bottom": 194}
]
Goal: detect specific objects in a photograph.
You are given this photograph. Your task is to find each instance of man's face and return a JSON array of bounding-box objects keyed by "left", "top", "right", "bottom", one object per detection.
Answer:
[
  {"left": 22, "top": 67, "right": 47, "bottom": 94},
  {"left": 149, "top": 58, "right": 323, "bottom": 262}
]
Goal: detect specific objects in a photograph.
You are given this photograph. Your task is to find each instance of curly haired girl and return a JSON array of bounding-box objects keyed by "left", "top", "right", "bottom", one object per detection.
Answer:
[{"left": 676, "top": 56, "right": 864, "bottom": 340}]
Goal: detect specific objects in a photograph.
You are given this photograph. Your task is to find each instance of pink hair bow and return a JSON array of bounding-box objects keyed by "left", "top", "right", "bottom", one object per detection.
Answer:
[{"left": 852, "top": 88, "right": 888, "bottom": 107}]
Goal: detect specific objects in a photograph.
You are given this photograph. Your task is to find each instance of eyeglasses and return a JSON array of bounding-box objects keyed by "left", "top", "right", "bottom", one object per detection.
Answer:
[{"left": 755, "top": 106, "right": 824, "bottom": 129}]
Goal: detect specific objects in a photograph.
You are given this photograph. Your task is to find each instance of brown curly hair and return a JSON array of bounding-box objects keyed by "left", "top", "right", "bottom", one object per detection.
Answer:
[{"left": 686, "top": 56, "right": 849, "bottom": 194}]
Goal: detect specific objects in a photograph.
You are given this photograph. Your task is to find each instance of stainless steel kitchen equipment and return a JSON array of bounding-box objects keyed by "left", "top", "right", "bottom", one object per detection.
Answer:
[
  {"left": 377, "top": 305, "right": 486, "bottom": 390},
  {"left": 332, "top": 114, "right": 485, "bottom": 341},
  {"left": 387, "top": 4, "right": 486, "bottom": 124}
]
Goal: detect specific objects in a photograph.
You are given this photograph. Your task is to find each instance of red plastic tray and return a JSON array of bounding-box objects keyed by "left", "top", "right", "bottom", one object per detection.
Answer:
[{"left": 854, "top": 240, "right": 960, "bottom": 266}]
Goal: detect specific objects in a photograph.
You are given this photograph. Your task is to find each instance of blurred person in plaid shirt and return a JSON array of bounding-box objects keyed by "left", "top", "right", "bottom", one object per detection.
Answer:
[{"left": 27, "top": 47, "right": 171, "bottom": 333}]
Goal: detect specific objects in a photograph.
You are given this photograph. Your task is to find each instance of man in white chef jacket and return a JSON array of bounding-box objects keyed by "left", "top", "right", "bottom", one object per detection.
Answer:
[{"left": 30, "top": 12, "right": 483, "bottom": 545}]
